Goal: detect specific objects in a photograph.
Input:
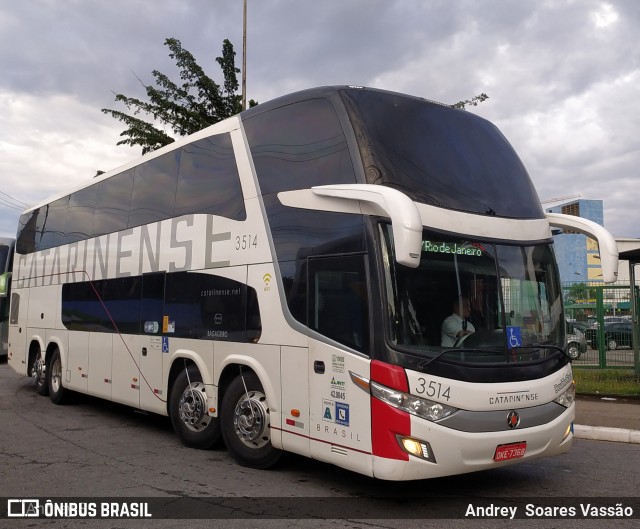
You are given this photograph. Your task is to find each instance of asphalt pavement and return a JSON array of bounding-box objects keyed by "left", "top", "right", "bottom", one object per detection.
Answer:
[
  {"left": 0, "top": 359, "right": 637, "bottom": 445},
  {"left": 574, "top": 395, "right": 640, "bottom": 444}
]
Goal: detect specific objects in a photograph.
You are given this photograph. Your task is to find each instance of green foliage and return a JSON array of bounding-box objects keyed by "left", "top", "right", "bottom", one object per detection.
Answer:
[
  {"left": 565, "top": 282, "right": 595, "bottom": 302},
  {"left": 102, "top": 38, "right": 252, "bottom": 154},
  {"left": 573, "top": 369, "right": 640, "bottom": 397},
  {"left": 451, "top": 93, "right": 489, "bottom": 110}
]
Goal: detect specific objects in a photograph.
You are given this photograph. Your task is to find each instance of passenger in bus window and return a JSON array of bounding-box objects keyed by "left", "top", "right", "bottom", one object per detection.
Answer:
[{"left": 441, "top": 297, "right": 475, "bottom": 347}]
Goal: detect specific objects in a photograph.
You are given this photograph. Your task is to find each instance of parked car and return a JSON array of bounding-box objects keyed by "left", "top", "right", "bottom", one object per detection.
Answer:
[
  {"left": 584, "top": 321, "right": 635, "bottom": 350},
  {"left": 586, "top": 316, "right": 630, "bottom": 330},
  {"left": 570, "top": 320, "right": 591, "bottom": 334},
  {"left": 565, "top": 321, "right": 587, "bottom": 360}
]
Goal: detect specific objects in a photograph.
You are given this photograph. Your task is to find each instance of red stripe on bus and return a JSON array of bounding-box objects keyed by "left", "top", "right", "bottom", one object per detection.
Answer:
[
  {"left": 371, "top": 360, "right": 408, "bottom": 391},
  {"left": 370, "top": 360, "right": 410, "bottom": 460}
]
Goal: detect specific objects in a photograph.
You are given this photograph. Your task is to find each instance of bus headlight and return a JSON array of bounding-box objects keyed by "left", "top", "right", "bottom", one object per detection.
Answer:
[
  {"left": 553, "top": 380, "right": 575, "bottom": 408},
  {"left": 370, "top": 381, "right": 458, "bottom": 421}
]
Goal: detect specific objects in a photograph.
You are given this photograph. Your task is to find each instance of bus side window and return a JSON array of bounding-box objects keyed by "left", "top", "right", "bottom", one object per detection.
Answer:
[{"left": 307, "top": 255, "right": 369, "bottom": 354}]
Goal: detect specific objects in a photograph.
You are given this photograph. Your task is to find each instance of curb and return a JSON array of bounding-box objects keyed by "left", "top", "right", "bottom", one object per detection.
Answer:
[{"left": 574, "top": 424, "right": 640, "bottom": 444}]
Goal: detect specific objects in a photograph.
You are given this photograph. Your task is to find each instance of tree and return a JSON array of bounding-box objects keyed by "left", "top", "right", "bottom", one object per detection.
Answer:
[
  {"left": 102, "top": 38, "right": 255, "bottom": 155},
  {"left": 452, "top": 93, "right": 489, "bottom": 110}
]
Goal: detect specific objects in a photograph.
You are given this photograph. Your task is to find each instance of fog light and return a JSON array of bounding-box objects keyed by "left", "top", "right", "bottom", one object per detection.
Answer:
[{"left": 396, "top": 435, "right": 437, "bottom": 463}]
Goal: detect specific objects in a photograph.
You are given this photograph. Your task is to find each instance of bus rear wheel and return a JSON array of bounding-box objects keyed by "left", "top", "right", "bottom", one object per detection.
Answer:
[
  {"left": 221, "top": 372, "right": 282, "bottom": 469},
  {"left": 48, "top": 348, "right": 68, "bottom": 404},
  {"left": 32, "top": 348, "right": 48, "bottom": 396},
  {"left": 169, "top": 365, "right": 221, "bottom": 449}
]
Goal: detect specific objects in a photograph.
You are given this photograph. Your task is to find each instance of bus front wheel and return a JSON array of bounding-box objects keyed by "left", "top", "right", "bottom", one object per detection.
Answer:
[
  {"left": 169, "top": 365, "right": 221, "bottom": 449},
  {"left": 221, "top": 372, "right": 282, "bottom": 469}
]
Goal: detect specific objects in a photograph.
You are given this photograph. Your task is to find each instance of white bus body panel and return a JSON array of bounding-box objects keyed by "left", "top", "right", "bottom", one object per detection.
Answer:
[
  {"left": 280, "top": 345, "right": 310, "bottom": 457},
  {"left": 138, "top": 334, "right": 165, "bottom": 415},
  {"left": 404, "top": 364, "right": 574, "bottom": 412},
  {"left": 308, "top": 340, "right": 373, "bottom": 477},
  {"left": 91, "top": 333, "right": 114, "bottom": 401},
  {"left": 8, "top": 288, "right": 30, "bottom": 375},
  {"left": 372, "top": 404, "right": 574, "bottom": 480},
  {"left": 67, "top": 332, "right": 89, "bottom": 392}
]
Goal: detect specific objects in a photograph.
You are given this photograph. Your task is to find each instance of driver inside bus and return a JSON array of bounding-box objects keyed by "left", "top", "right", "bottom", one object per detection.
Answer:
[{"left": 441, "top": 296, "right": 475, "bottom": 347}]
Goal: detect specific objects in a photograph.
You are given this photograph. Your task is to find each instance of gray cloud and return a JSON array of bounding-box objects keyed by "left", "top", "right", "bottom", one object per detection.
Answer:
[{"left": 0, "top": 0, "right": 638, "bottom": 239}]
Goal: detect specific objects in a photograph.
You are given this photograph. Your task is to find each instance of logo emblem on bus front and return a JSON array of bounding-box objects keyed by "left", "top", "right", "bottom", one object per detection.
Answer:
[{"left": 507, "top": 411, "right": 520, "bottom": 429}]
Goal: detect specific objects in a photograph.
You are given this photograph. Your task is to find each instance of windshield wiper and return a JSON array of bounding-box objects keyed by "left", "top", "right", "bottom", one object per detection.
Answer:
[
  {"left": 508, "top": 344, "right": 571, "bottom": 362},
  {"left": 416, "top": 344, "right": 568, "bottom": 371},
  {"left": 417, "top": 348, "right": 503, "bottom": 371}
]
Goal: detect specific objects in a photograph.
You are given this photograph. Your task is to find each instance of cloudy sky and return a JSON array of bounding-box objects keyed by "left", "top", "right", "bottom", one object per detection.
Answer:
[{"left": 0, "top": 0, "right": 638, "bottom": 239}]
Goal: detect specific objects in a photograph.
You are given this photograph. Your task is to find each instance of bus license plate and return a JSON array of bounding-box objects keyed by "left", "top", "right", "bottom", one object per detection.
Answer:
[{"left": 493, "top": 442, "right": 527, "bottom": 461}]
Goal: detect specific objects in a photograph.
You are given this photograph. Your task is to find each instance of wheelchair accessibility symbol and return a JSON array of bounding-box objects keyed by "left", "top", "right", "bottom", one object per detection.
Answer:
[{"left": 507, "top": 326, "right": 522, "bottom": 347}]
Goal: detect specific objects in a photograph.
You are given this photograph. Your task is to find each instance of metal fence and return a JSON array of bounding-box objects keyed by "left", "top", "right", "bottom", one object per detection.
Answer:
[{"left": 563, "top": 282, "right": 640, "bottom": 372}]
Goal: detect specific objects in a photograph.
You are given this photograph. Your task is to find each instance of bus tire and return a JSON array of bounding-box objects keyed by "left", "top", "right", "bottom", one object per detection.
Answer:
[
  {"left": 169, "top": 365, "right": 221, "bottom": 449},
  {"left": 221, "top": 372, "right": 282, "bottom": 469},
  {"left": 567, "top": 342, "right": 581, "bottom": 360},
  {"left": 32, "top": 348, "right": 48, "bottom": 396},
  {"left": 48, "top": 348, "right": 68, "bottom": 405}
]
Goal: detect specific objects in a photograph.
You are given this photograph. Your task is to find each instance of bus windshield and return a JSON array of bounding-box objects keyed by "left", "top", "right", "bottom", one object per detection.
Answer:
[{"left": 380, "top": 224, "right": 564, "bottom": 364}]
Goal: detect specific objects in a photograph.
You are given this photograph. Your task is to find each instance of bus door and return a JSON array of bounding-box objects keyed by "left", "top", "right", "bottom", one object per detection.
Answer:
[
  {"left": 138, "top": 272, "right": 166, "bottom": 414},
  {"left": 306, "top": 255, "right": 373, "bottom": 472},
  {"left": 108, "top": 272, "right": 164, "bottom": 412}
]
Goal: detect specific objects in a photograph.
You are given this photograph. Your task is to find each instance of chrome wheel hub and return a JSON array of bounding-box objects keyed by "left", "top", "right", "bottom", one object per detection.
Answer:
[
  {"left": 178, "top": 382, "right": 211, "bottom": 432},
  {"left": 51, "top": 356, "right": 61, "bottom": 393},
  {"left": 33, "top": 355, "right": 45, "bottom": 384},
  {"left": 233, "top": 390, "right": 270, "bottom": 448}
]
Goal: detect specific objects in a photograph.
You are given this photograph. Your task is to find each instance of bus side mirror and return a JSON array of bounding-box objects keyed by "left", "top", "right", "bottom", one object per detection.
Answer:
[
  {"left": 0, "top": 272, "right": 11, "bottom": 297},
  {"left": 311, "top": 184, "right": 423, "bottom": 268},
  {"left": 546, "top": 213, "right": 619, "bottom": 283}
]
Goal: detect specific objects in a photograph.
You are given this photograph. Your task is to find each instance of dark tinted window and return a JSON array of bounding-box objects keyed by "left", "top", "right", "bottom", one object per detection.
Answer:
[
  {"left": 141, "top": 272, "right": 165, "bottom": 334},
  {"left": 279, "top": 259, "right": 307, "bottom": 325},
  {"left": 39, "top": 198, "right": 69, "bottom": 249},
  {"left": 164, "top": 272, "right": 260, "bottom": 342},
  {"left": 244, "top": 98, "right": 356, "bottom": 194},
  {"left": 308, "top": 254, "right": 369, "bottom": 353},
  {"left": 341, "top": 89, "right": 544, "bottom": 218},
  {"left": 262, "top": 194, "right": 365, "bottom": 262},
  {"left": 129, "top": 151, "right": 180, "bottom": 228},
  {"left": 175, "top": 134, "right": 245, "bottom": 220},
  {"left": 16, "top": 132, "right": 246, "bottom": 254},
  {"left": 0, "top": 245, "right": 8, "bottom": 272},
  {"left": 16, "top": 211, "right": 38, "bottom": 254},
  {"left": 54, "top": 273, "right": 260, "bottom": 341},
  {"left": 62, "top": 276, "right": 141, "bottom": 334},
  {"left": 93, "top": 170, "right": 133, "bottom": 236},
  {"left": 66, "top": 186, "right": 97, "bottom": 243}
]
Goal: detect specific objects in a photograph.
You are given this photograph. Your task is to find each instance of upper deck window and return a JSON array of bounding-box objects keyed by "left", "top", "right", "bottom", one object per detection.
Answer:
[
  {"left": 340, "top": 89, "right": 544, "bottom": 219},
  {"left": 243, "top": 97, "right": 356, "bottom": 195}
]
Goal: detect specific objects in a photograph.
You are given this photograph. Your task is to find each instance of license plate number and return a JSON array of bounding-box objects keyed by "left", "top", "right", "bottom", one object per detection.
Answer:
[{"left": 493, "top": 441, "right": 527, "bottom": 461}]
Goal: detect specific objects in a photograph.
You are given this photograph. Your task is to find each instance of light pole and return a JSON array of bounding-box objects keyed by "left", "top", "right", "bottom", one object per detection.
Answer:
[{"left": 242, "top": 0, "right": 247, "bottom": 111}]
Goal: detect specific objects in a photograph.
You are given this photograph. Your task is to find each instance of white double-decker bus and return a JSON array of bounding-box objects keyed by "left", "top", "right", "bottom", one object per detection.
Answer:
[{"left": 7, "top": 86, "right": 618, "bottom": 480}]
